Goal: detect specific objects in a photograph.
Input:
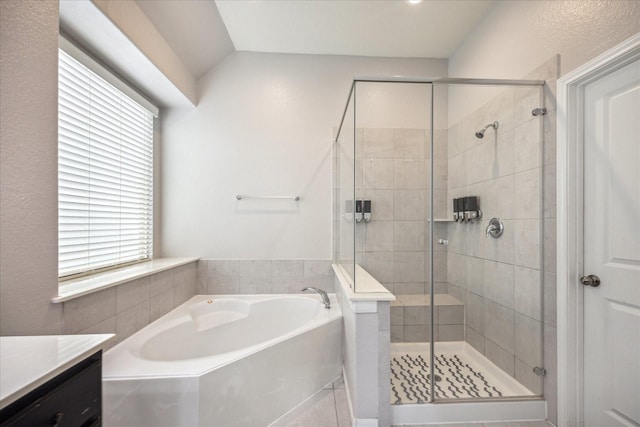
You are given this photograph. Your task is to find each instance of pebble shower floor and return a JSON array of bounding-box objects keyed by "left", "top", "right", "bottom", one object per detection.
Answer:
[{"left": 390, "top": 342, "right": 535, "bottom": 404}]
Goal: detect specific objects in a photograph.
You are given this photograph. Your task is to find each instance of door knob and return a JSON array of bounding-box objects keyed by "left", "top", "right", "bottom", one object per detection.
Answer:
[{"left": 580, "top": 275, "right": 600, "bottom": 287}]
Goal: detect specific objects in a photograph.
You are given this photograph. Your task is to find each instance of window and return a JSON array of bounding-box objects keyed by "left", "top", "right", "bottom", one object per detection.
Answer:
[{"left": 58, "top": 40, "right": 157, "bottom": 279}]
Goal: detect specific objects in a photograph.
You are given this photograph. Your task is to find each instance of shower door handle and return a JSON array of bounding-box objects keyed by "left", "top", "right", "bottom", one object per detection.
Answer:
[{"left": 580, "top": 274, "right": 601, "bottom": 287}]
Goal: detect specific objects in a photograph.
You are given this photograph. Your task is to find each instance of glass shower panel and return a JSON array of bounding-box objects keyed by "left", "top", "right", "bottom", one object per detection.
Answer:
[
  {"left": 333, "top": 85, "right": 356, "bottom": 285},
  {"left": 352, "top": 81, "right": 432, "bottom": 294}
]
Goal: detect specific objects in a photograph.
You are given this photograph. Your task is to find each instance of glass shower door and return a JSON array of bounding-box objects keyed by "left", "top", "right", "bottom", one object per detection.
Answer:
[{"left": 429, "top": 82, "right": 546, "bottom": 402}]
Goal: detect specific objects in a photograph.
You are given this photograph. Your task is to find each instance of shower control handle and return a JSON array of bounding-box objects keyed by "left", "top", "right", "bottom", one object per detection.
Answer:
[
  {"left": 485, "top": 218, "right": 504, "bottom": 238},
  {"left": 580, "top": 274, "right": 600, "bottom": 287}
]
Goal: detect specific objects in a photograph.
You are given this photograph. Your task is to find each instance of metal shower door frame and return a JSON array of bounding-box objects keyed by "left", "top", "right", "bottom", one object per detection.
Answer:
[{"left": 335, "top": 76, "right": 546, "bottom": 404}]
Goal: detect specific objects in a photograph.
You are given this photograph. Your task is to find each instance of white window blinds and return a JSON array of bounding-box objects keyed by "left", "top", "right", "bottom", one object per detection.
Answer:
[{"left": 58, "top": 48, "right": 155, "bottom": 279}]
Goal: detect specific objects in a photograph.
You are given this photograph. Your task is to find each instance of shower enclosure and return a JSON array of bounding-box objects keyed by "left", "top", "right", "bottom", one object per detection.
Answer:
[{"left": 333, "top": 77, "right": 546, "bottom": 420}]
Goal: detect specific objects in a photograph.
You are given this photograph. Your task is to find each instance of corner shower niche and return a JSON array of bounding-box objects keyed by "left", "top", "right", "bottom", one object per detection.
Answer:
[{"left": 333, "top": 78, "right": 547, "bottom": 424}]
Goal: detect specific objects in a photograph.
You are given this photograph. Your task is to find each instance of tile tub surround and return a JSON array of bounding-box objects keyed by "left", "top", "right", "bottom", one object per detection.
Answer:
[
  {"left": 60, "top": 262, "right": 197, "bottom": 350},
  {"left": 391, "top": 293, "right": 464, "bottom": 343},
  {"left": 197, "top": 259, "right": 334, "bottom": 295}
]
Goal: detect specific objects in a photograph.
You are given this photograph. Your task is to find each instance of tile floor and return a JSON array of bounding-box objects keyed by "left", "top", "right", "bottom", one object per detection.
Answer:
[
  {"left": 400, "top": 423, "right": 553, "bottom": 427},
  {"left": 279, "top": 376, "right": 553, "bottom": 427}
]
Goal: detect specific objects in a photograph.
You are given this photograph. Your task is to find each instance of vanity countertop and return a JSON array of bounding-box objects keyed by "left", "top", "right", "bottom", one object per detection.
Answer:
[{"left": 0, "top": 334, "right": 114, "bottom": 410}]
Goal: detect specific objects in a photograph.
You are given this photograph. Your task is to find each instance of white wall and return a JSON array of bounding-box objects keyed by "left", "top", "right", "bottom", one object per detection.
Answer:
[
  {"left": 59, "top": 0, "right": 196, "bottom": 108},
  {"left": 161, "top": 52, "right": 447, "bottom": 259},
  {"left": 448, "top": 0, "right": 640, "bottom": 124},
  {"left": 355, "top": 82, "right": 445, "bottom": 130},
  {"left": 0, "top": 0, "right": 62, "bottom": 335},
  {"left": 90, "top": 0, "right": 196, "bottom": 105}
]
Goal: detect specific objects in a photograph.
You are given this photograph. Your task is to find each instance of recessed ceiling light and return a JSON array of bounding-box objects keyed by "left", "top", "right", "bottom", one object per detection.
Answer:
[{"left": 406, "top": 0, "right": 423, "bottom": 4}]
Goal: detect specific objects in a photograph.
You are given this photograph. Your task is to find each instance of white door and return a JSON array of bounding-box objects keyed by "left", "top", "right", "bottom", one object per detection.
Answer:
[{"left": 583, "top": 57, "right": 640, "bottom": 426}]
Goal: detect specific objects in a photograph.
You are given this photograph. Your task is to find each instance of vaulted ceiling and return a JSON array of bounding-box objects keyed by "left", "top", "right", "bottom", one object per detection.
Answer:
[{"left": 136, "top": 0, "right": 495, "bottom": 79}]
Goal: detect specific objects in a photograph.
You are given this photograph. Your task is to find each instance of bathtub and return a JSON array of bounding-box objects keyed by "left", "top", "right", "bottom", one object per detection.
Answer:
[{"left": 102, "top": 294, "right": 343, "bottom": 427}]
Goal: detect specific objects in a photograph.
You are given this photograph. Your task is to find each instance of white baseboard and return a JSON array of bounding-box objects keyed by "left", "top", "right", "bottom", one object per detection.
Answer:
[{"left": 354, "top": 418, "right": 378, "bottom": 427}]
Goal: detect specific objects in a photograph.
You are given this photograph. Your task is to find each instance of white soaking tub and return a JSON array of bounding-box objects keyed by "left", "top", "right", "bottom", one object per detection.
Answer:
[{"left": 103, "top": 294, "right": 343, "bottom": 427}]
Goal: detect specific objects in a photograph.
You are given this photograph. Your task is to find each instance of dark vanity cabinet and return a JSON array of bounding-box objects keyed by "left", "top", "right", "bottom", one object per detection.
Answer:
[{"left": 0, "top": 351, "right": 102, "bottom": 427}]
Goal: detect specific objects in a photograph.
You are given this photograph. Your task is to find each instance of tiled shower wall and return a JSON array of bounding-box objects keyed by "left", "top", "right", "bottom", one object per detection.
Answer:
[
  {"left": 61, "top": 262, "right": 198, "bottom": 351},
  {"left": 445, "top": 58, "right": 558, "bottom": 395},
  {"left": 355, "top": 128, "right": 449, "bottom": 295}
]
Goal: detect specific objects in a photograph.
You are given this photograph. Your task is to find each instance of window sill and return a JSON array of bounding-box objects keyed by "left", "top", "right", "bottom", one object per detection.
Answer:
[{"left": 52, "top": 257, "right": 199, "bottom": 303}]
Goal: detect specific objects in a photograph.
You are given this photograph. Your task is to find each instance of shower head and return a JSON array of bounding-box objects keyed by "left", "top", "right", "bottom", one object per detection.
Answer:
[{"left": 475, "top": 121, "right": 499, "bottom": 139}]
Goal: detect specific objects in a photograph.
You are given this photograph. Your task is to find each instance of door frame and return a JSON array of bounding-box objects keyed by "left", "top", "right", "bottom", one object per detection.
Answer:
[{"left": 557, "top": 33, "right": 640, "bottom": 427}]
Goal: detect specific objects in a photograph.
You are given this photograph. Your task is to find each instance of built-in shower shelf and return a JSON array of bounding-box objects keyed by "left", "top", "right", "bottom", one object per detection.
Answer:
[{"left": 428, "top": 218, "right": 453, "bottom": 222}]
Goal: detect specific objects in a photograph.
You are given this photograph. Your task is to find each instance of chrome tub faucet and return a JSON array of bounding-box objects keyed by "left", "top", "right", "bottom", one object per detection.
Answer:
[{"left": 301, "top": 287, "right": 331, "bottom": 309}]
